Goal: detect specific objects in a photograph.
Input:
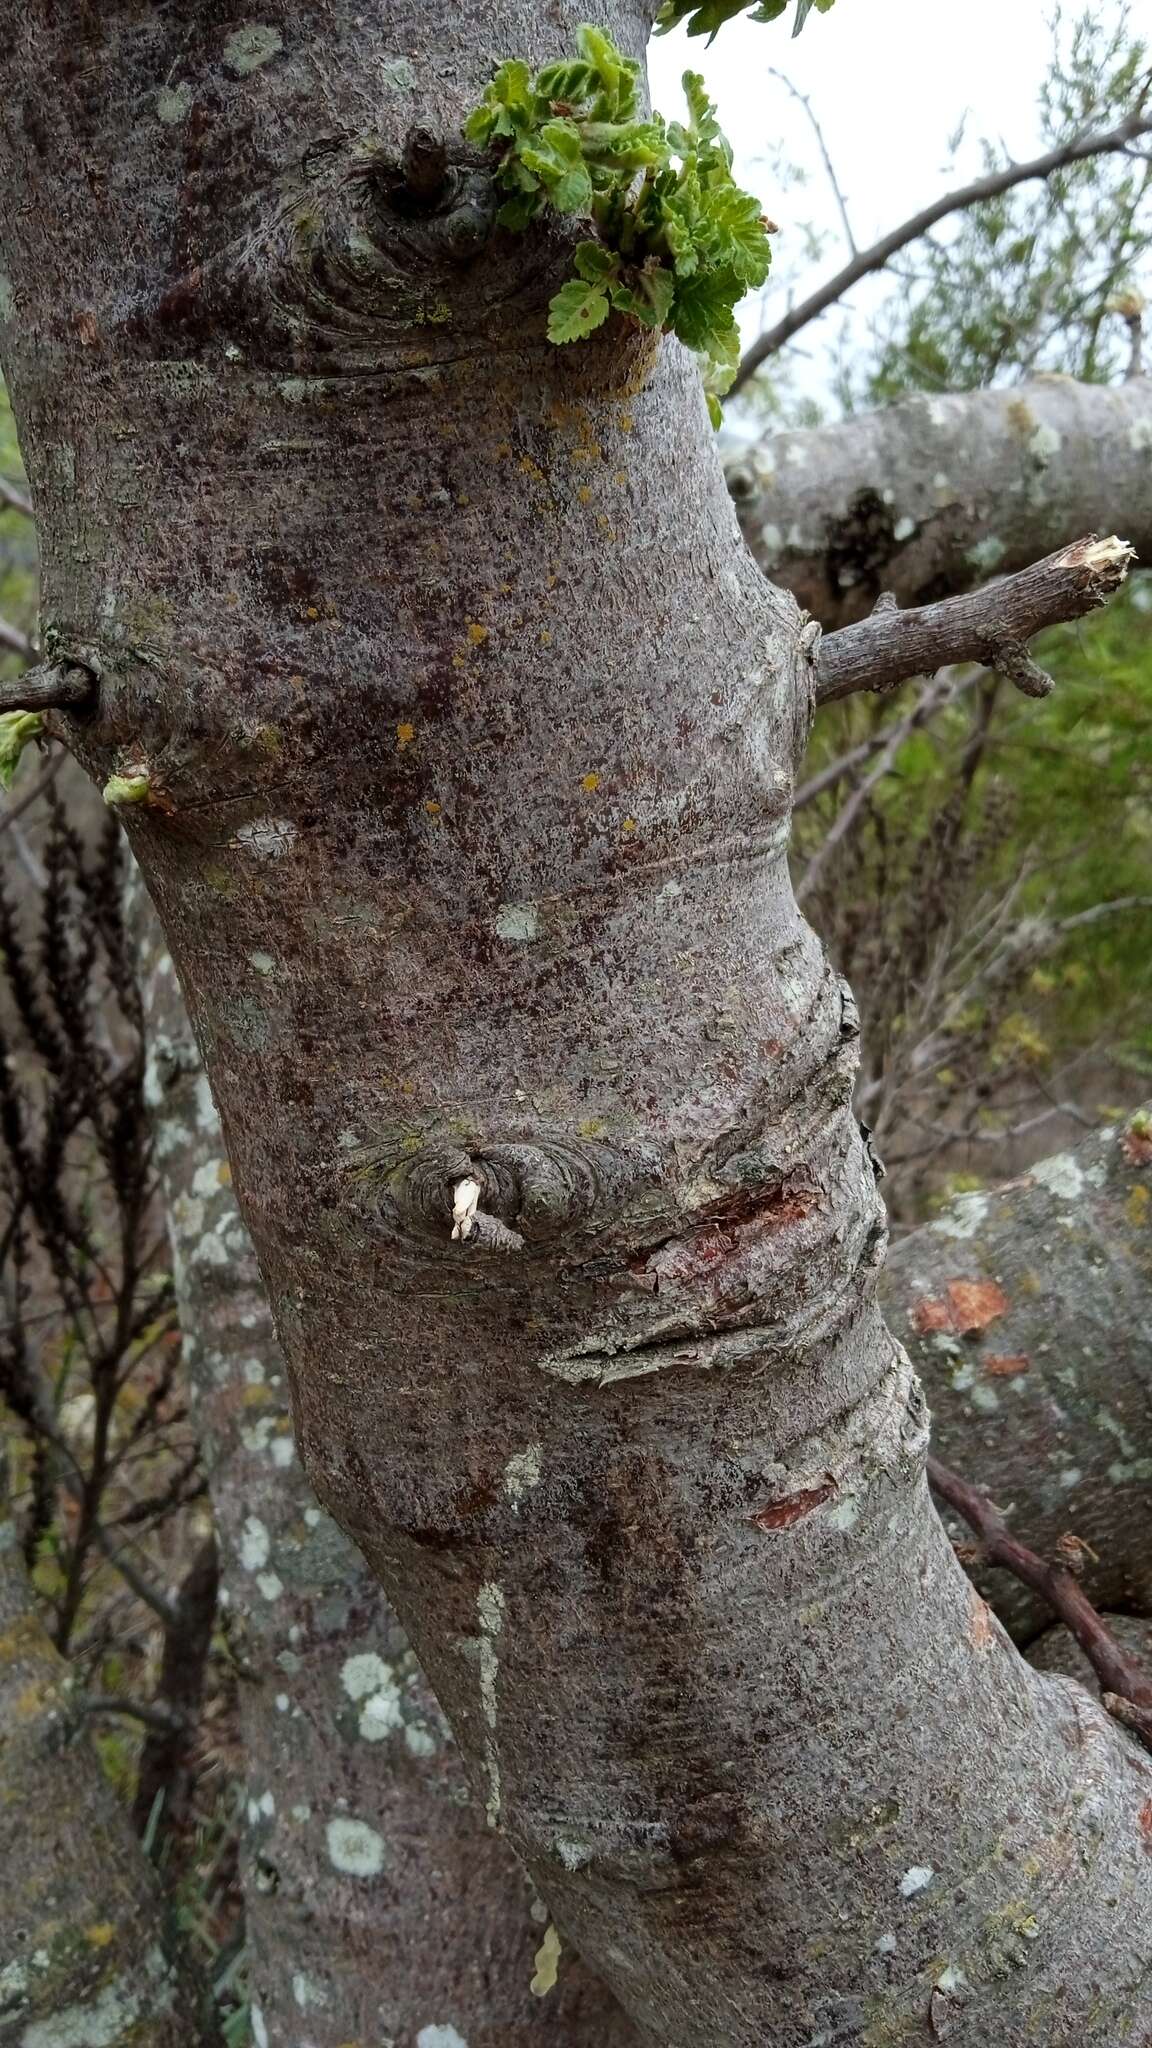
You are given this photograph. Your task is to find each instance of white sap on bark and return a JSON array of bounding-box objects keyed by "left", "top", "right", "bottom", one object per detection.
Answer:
[{"left": 2, "top": 4, "right": 1152, "bottom": 2042}]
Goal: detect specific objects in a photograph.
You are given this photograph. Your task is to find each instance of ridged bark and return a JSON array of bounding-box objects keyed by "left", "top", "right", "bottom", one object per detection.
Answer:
[
  {"left": 125, "top": 874, "right": 634, "bottom": 2046},
  {"left": 885, "top": 1112, "right": 1152, "bottom": 1642},
  {"left": 0, "top": 1457, "right": 215, "bottom": 2047},
  {"left": 3, "top": 8, "right": 1152, "bottom": 2043},
  {"left": 727, "top": 375, "right": 1152, "bottom": 626}
]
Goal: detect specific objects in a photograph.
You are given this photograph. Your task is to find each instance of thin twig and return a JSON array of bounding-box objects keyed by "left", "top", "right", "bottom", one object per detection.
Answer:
[
  {"left": 734, "top": 100, "right": 1152, "bottom": 393},
  {"left": 927, "top": 1453, "right": 1152, "bottom": 1748},
  {"left": 0, "top": 476, "right": 33, "bottom": 519},
  {"left": 767, "top": 68, "right": 856, "bottom": 255}
]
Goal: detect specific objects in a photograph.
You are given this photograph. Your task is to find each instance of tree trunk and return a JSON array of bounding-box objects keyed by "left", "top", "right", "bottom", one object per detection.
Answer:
[
  {"left": 727, "top": 375, "right": 1152, "bottom": 626},
  {"left": 0, "top": 1451, "right": 216, "bottom": 2046},
  {"left": 4, "top": 7, "right": 1152, "bottom": 2043},
  {"left": 125, "top": 872, "right": 634, "bottom": 2046},
  {"left": 885, "top": 1111, "right": 1152, "bottom": 1643}
]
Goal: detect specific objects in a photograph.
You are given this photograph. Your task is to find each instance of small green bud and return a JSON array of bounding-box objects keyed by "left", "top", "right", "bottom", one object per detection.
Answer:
[
  {"left": 102, "top": 772, "right": 153, "bottom": 808},
  {"left": 0, "top": 711, "right": 45, "bottom": 791}
]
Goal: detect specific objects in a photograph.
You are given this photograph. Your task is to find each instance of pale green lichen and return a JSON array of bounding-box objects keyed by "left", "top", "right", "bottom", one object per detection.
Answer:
[
  {"left": 494, "top": 901, "right": 540, "bottom": 942},
  {"left": 326, "top": 1815, "right": 386, "bottom": 1877},
  {"left": 966, "top": 535, "right": 1008, "bottom": 573},
  {"left": 154, "top": 84, "right": 193, "bottom": 124},
  {"left": 222, "top": 24, "right": 283, "bottom": 74}
]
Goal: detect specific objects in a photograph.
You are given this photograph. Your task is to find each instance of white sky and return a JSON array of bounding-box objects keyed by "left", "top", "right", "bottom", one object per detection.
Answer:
[{"left": 647, "top": 0, "right": 1074, "bottom": 393}]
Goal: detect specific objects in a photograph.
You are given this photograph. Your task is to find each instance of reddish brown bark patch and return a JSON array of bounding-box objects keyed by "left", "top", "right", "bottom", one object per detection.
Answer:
[
  {"left": 1122, "top": 1120, "right": 1152, "bottom": 1167},
  {"left": 983, "top": 1353, "right": 1030, "bottom": 1378},
  {"left": 910, "top": 1279, "right": 1009, "bottom": 1336},
  {"left": 751, "top": 1481, "right": 835, "bottom": 1531},
  {"left": 1140, "top": 1797, "right": 1152, "bottom": 1850}
]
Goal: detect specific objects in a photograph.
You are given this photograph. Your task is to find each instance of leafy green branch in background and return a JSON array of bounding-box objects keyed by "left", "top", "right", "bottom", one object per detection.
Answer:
[
  {"left": 654, "top": 0, "right": 835, "bottom": 44},
  {"left": 465, "top": 26, "right": 774, "bottom": 414}
]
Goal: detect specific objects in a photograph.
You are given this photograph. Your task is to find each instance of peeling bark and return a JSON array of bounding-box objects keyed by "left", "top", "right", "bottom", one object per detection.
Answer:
[
  {"left": 727, "top": 375, "right": 1152, "bottom": 627},
  {"left": 0, "top": 1454, "right": 216, "bottom": 2046},
  {"left": 4, "top": 7, "right": 1152, "bottom": 2042},
  {"left": 125, "top": 877, "right": 633, "bottom": 2047},
  {"left": 886, "top": 1112, "right": 1152, "bottom": 1643}
]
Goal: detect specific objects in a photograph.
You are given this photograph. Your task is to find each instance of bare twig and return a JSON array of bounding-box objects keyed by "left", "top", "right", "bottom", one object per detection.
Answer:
[
  {"left": 81, "top": 1693, "right": 190, "bottom": 1735},
  {"left": 797, "top": 669, "right": 959, "bottom": 902},
  {"left": 815, "top": 535, "right": 1134, "bottom": 706},
  {"left": 927, "top": 1453, "right": 1152, "bottom": 1749},
  {"left": 733, "top": 102, "right": 1152, "bottom": 394},
  {"left": 767, "top": 68, "right": 856, "bottom": 255},
  {"left": 0, "top": 615, "right": 35, "bottom": 662},
  {"left": 0, "top": 662, "right": 95, "bottom": 716},
  {"left": 0, "top": 476, "right": 33, "bottom": 519}
]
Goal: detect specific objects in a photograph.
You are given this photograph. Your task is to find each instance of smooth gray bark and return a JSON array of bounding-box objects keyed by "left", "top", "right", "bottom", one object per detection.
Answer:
[
  {"left": 125, "top": 874, "right": 634, "bottom": 2046},
  {"left": 728, "top": 374, "right": 1152, "bottom": 626},
  {"left": 3, "top": 7, "right": 1152, "bottom": 2043}
]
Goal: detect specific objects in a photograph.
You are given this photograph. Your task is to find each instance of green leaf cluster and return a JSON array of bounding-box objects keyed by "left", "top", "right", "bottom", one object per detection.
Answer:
[
  {"left": 465, "top": 26, "right": 774, "bottom": 396},
  {"left": 0, "top": 710, "right": 43, "bottom": 790},
  {"left": 653, "top": 0, "right": 835, "bottom": 46}
]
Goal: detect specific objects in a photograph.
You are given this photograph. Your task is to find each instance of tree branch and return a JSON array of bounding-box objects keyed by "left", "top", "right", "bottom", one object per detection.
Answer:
[
  {"left": 927, "top": 1453, "right": 1152, "bottom": 1750},
  {"left": 0, "top": 475, "right": 33, "bottom": 519},
  {"left": 814, "top": 533, "right": 1134, "bottom": 705},
  {"left": 728, "top": 375, "right": 1152, "bottom": 629},
  {"left": 733, "top": 104, "right": 1152, "bottom": 393},
  {"left": 0, "top": 661, "right": 96, "bottom": 714}
]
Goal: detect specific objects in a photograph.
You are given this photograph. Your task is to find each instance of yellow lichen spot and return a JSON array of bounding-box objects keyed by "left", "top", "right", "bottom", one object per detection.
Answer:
[
  {"left": 456, "top": 493, "right": 471, "bottom": 507},
  {"left": 613, "top": 470, "right": 627, "bottom": 486},
  {"left": 495, "top": 441, "right": 513, "bottom": 459},
  {"left": 1007, "top": 398, "right": 1035, "bottom": 438},
  {"left": 539, "top": 629, "right": 552, "bottom": 646},
  {"left": 1126, "top": 1183, "right": 1150, "bottom": 1228},
  {"left": 225, "top": 591, "right": 240, "bottom": 608},
  {"left": 519, "top": 457, "right": 546, "bottom": 483},
  {"left": 531, "top": 1922, "right": 562, "bottom": 1998},
  {"left": 597, "top": 516, "right": 616, "bottom": 538},
  {"left": 288, "top": 674, "right": 307, "bottom": 692},
  {"left": 217, "top": 1161, "right": 232, "bottom": 1187},
  {"left": 500, "top": 582, "right": 513, "bottom": 595},
  {"left": 546, "top": 573, "right": 558, "bottom": 590},
  {"left": 305, "top": 605, "right": 319, "bottom": 620},
  {"left": 578, "top": 1117, "right": 605, "bottom": 1139},
  {"left": 396, "top": 721, "right": 415, "bottom": 750},
  {"left": 577, "top": 485, "right": 594, "bottom": 505},
  {"left": 619, "top": 412, "right": 634, "bottom": 433},
  {"left": 581, "top": 771, "right": 600, "bottom": 792},
  {"left": 85, "top": 1924, "right": 116, "bottom": 1949},
  {"left": 424, "top": 798, "right": 442, "bottom": 817},
  {"left": 452, "top": 653, "right": 467, "bottom": 669},
  {"left": 621, "top": 816, "right": 637, "bottom": 835},
  {"left": 466, "top": 622, "right": 489, "bottom": 647}
]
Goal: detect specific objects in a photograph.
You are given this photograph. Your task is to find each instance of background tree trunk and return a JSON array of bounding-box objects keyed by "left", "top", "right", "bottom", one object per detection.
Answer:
[
  {"left": 886, "top": 1111, "right": 1152, "bottom": 1642},
  {"left": 125, "top": 872, "right": 634, "bottom": 2046},
  {"left": 4, "top": 5, "right": 1152, "bottom": 2042},
  {"left": 727, "top": 375, "right": 1152, "bottom": 625}
]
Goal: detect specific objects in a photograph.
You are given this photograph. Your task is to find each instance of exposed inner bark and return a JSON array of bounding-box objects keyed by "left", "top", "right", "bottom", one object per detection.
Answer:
[{"left": 3, "top": 6, "right": 1152, "bottom": 2042}]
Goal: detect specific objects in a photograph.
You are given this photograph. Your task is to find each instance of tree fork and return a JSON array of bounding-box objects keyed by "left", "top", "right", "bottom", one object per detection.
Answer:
[{"left": 3, "top": 7, "right": 1152, "bottom": 2044}]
